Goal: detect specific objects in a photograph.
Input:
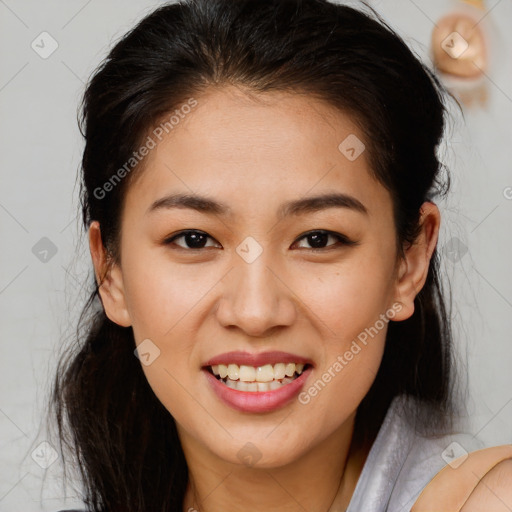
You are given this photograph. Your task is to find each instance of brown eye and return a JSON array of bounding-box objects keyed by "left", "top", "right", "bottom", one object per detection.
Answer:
[
  {"left": 165, "top": 230, "right": 221, "bottom": 250},
  {"left": 293, "top": 230, "right": 357, "bottom": 250}
]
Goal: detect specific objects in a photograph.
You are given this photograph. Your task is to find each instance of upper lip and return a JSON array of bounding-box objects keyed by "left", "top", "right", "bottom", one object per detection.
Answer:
[{"left": 203, "top": 350, "right": 313, "bottom": 368}]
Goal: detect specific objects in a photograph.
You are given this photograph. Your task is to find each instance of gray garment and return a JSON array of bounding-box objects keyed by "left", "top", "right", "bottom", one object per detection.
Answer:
[{"left": 345, "top": 394, "right": 484, "bottom": 512}]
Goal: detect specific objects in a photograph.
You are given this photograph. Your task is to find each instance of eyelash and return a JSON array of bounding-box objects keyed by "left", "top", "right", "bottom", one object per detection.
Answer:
[{"left": 163, "top": 229, "right": 358, "bottom": 252}]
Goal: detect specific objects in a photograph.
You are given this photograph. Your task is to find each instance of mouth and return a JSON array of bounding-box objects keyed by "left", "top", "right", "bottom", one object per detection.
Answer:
[
  {"left": 206, "top": 362, "right": 311, "bottom": 392},
  {"left": 202, "top": 350, "right": 314, "bottom": 412}
]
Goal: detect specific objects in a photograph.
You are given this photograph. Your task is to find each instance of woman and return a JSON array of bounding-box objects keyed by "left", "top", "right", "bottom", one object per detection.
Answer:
[{"left": 49, "top": 0, "right": 512, "bottom": 510}]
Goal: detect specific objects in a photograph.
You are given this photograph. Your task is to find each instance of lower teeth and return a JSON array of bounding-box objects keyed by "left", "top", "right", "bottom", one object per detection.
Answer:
[{"left": 219, "top": 374, "right": 298, "bottom": 392}]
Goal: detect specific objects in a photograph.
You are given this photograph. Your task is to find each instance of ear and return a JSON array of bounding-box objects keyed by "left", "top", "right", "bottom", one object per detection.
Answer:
[
  {"left": 88, "top": 221, "right": 132, "bottom": 327},
  {"left": 391, "top": 202, "right": 440, "bottom": 322}
]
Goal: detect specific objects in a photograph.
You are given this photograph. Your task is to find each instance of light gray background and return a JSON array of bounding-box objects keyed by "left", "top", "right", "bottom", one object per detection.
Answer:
[{"left": 1, "top": 0, "right": 511, "bottom": 510}]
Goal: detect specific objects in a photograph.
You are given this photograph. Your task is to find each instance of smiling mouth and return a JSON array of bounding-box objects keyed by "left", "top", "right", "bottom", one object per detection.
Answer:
[{"left": 206, "top": 362, "right": 311, "bottom": 392}]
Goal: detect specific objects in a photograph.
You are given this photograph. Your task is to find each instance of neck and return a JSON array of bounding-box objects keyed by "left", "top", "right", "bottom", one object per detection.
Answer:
[{"left": 181, "top": 411, "right": 370, "bottom": 512}]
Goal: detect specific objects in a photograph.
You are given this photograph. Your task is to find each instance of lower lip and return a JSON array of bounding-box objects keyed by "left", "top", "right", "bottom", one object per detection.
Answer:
[{"left": 203, "top": 367, "right": 312, "bottom": 413}]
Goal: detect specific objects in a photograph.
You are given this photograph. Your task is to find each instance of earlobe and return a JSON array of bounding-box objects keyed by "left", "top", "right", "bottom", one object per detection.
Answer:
[
  {"left": 391, "top": 202, "right": 441, "bottom": 322},
  {"left": 88, "top": 221, "right": 132, "bottom": 327}
]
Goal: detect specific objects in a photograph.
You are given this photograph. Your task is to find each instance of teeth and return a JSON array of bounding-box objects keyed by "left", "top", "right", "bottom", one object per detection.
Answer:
[
  {"left": 269, "top": 380, "right": 282, "bottom": 390},
  {"left": 227, "top": 364, "right": 239, "bottom": 380},
  {"left": 239, "top": 365, "right": 256, "bottom": 382},
  {"left": 256, "top": 364, "right": 274, "bottom": 382},
  {"left": 209, "top": 362, "right": 308, "bottom": 391},
  {"left": 273, "top": 363, "right": 286, "bottom": 380},
  {"left": 284, "top": 363, "right": 295, "bottom": 377},
  {"left": 225, "top": 377, "right": 294, "bottom": 392},
  {"left": 218, "top": 364, "right": 228, "bottom": 379},
  {"left": 237, "top": 380, "right": 249, "bottom": 391}
]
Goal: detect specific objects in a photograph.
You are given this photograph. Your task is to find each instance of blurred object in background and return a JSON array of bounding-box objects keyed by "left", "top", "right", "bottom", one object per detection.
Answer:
[{"left": 431, "top": 0, "right": 490, "bottom": 108}]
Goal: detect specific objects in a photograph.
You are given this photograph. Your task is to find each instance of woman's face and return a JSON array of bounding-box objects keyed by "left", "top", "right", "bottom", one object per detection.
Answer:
[{"left": 93, "top": 86, "right": 426, "bottom": 468}]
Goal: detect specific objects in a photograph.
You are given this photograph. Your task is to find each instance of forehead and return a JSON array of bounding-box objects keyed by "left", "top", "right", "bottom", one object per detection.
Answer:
[{"left": 124, "top": 85, "right": 391, "bottom": 219}]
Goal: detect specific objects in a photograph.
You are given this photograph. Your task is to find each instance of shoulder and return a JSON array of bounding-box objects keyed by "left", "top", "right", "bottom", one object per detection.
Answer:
[
  {"left": 347, "top": 394, "right": 484, "bottom": 511},
  {"left": 386, "top": 396, "right": 485, "bottom": 507},
  {"left": 461, "top": 457, "right": 512, "bottom": 511},
  {"left": 411, "top": 446, "right": 512, "bottom": 511}
]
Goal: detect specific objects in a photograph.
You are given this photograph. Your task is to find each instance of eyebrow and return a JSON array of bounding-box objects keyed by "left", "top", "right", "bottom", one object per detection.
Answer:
[{"left": 146, "top": 192, "right": 368, "bottom": 218}]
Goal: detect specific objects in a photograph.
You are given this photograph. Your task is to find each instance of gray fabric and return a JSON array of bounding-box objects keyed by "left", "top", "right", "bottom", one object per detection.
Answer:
[{"left": 346, "top": 394, "right": 484, "bottom": 512}]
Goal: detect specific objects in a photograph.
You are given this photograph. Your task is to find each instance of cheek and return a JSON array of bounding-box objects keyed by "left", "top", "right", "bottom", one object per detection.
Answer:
[
  {"left": 121, "top": 255, "right": 210, "bottom": 424},
  {"left": 298, "top": 277, "right": 389, "bottom": 433},
  {"left": 121, "top": 247, "right": 218, "bottom": 339},
  {"left": 294, "top": 246, "right": 395, "bottom": 409},
  {"left": 121, "top": 249, "right": 221, "bottom": 403},
  {"left": 302, "top": 255, "right": 396, "bottom": 343}
]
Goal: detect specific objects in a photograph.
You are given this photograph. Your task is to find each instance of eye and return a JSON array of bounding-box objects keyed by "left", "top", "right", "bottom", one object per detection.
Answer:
[
  {"left": 163, "top": 229, "right": 356, "bottom": 251},
  {"left": 163, "top": 230, "right": 221, "bottom": 250},
  {"left": 292, "top": 230, "right": 357, "bottom": 250}
]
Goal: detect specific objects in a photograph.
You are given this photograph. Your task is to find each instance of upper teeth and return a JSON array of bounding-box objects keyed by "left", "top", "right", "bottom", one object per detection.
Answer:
[{"left": 212, "top": 363, "right": 305, "bottom": 382}]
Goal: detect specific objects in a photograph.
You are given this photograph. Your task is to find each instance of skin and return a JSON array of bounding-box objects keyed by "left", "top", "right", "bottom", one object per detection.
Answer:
[
  {"left": 462, "top": 459, "right": 512, "bottom": 511},
  {"left": 89, "top": 85, "right": 441, "bottom": 511}
]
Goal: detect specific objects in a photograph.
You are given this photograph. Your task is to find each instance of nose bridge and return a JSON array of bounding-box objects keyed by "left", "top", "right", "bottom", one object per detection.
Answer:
[{"left": 216, "top": 248, "right": 296, "bottom": 336}]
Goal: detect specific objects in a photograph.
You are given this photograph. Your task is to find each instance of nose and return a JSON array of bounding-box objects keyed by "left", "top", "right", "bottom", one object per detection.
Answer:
[{"left": 215, "top": 255, "right": 297, "bottom": 338}]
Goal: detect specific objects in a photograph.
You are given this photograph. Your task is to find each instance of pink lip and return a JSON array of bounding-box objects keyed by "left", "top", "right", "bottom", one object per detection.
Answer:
[
  {"left": 203, "top": 366, "right": 313, "bottom": 413},
  {"left": 202, "top": 350, "right": 313, "bottom": 368}
]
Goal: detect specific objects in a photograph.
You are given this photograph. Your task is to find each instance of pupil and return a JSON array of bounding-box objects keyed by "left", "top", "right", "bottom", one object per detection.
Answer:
[
  {"left": 308, "top": 232, "right": 328, "bottom": 248},
  {"left": 186, "top": 232, "right": 207, "bottom": 248}
]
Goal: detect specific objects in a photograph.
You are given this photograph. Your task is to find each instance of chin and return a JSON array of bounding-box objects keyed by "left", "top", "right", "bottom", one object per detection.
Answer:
[{"left": 198, "top": 429, "right": 311, "bottom": 469}]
